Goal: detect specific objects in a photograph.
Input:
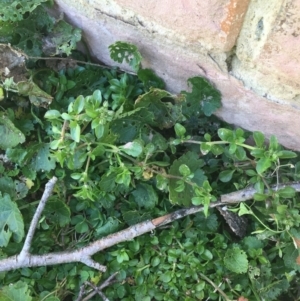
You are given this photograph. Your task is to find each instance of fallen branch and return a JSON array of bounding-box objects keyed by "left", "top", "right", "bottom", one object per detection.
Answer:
[{"left": 0, "top": 179, "right": 299, "bottom": 273}]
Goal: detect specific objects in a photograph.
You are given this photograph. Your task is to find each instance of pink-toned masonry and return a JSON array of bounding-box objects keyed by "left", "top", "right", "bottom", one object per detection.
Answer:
[{"left": 54, "top": 0, "right": 300, "bottom": 150}]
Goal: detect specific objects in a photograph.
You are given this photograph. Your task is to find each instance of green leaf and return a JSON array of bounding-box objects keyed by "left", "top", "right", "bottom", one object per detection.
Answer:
[
  {"left": 135, "top": 89, "right": 182, "bottom": 129},
  {"left": 253, "top": 131, "right": 265, "bottom": 147},
  {"left": 253, "top": 193, "right": 268, "bottom": 201},
  {"left": 119, "top": 141, "right": 143, "bottom": 157},
  {"left": 243, "top": 236, "right": 263, "bottom": 250},
  {"left": 219, "top": 170, "right": 235, "bottom": 182},
  {"left": 0, "top": 113, "right": 25, "bottom": 149},
  {"left": 277, "top": 205, "right": 288, "bottom": 214},
  {"left": 73, "top": 95, "right": 85, "bottom": 114},
  {"left": 94, "top": 124, "right": 105, "bottom": 139},
  {"left": 276, "top": 150, "right": 297, "bottom": 159},
  {"left": 95, "top": 217, "right": 119, "bottom": 238},
  {"left": 256, "top": 157, "right": 272, "bottom": 174},
  {"left": 0, "top": 281, "right": 32, "bottom": 301},
  {"left": 238, "top": 203, "right": 252, "bottom": 216},
  {"left": 44, "top": 110, "right": 61, "bottom": 119},
  {"left": 48, "top": 20, "right": 82, "bottom": 56},
  {"left": 92, "top": 89, "right": 102, "bottom": 103},
  {"left": 283, "top": 244, "right": 300, "bottom": 271},
  {"left": 277, "top": 186, "right": 296, "bottom": 198},
  {"left": 179, "top": 164, "right": 191, "bottom": 177},
  {"left": 0, "top": 193, "right": 24, "bottom": 247},
  {"left": 269, "top": 135, "right": 279, "bottom": 151},
  {"left": 174, "top": 123, "right": 186, "bottom": 137},
  {"left": 182, "top": 77, "right": 221, "bottom": 117},
  {"left": 235, "top": 146, "right": 246, "bottom": 160},
  {"left": 111, "top": 108, "right": 154, "bottom": 143},
  {"left": 218, "top": 128, "right": 233, "bottom": 141},
  {"left": 29, "top": 143, "right": 56, "bottom": 172},
  {"left": 44, "top": 199, "right": 71, "bottom": 227},
  {"left": 224, "top": 247, "right": 248, "bottom": 273},
  {"left": 169, "top": 151, "right": 207, "bottom": 206},
  {"left": 131, "top": 183, "right": 158, "bottom": 209},
  {"left": 0, "top": 0, "right": 47, "bottom": 22},
  {"left": 137, "top": 68, "right": 165, "bottom": 90},
  {"left": 109, "top": 41, "right": 142, "bottom": 72},
  {"left": 0, "top": 176, "right": 17, "bottom": 200},
  {"left": 201, "top": 249, "right": 213, "bottom": 260},
  {"left": 159, "top": 271, "right": 173, "bottom": 283},
  {"left": 70, "top": 121, "right": 80, "bottom": 143},
  {"left": 200, "top": 142, "right": 211, "bottom": 155}
]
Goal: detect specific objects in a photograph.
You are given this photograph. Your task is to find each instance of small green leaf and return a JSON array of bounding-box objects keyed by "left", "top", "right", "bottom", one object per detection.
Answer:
[
  {"left": 44, "top": 110, "right": 61, "bottom": 119},
  {"left": 200, "top": 143, "right": 211, "bottom": 155},
  {"left": 239, "top": 203, "right": 252, "bottom": 216},
  {"left": 250, "top": 149, "right": 265, "bottom": 158},
  {"left": 269, "top": 135, "right": 279, "bottom": 151},
  {"left": 246, "top": 169, "right": 257, "bottom": 176},
  {"left": 119, "top": 141, "right": 143, "bottom": 157},
  {"left": 253, "top": 193, "right": 268, "bottom": 201},
  {"left": 70, "top": 121, "right": 80, "bottom": 143},
  {"left": 201, "top": 249, "right": 213, "bottom": 260},
  {"left": 219, "top": 170, "right": 235, "bottom": 182},
  {"left": 73, "top": 95, "right": 85, "bottom": 114},
  {"left": 253, "top": 131, "right": 265, "bottom": 147},
  {"left": 191, "top": 196, "right": 202, "bottom": 206},
  {"left": 218, "top": 128, "right": 233, "bottom": 141},
  {"left": 93, "top": 89, "right": 102, "bottom": 103},
  {"left": 94, "top": 124, "right": 105, "bottom": 139},
  {"left": 211, "top": 144, "right": 224, "bottom": 156},
  {"left": 50, "top": 139, "right": 61, "bottom": 150},
  {"left": 61, "top": 113, "right": 73, "bottom": 120},
  {"left": 159, "top": 271, "right": 173, "bottom": 283},
  {"left": 276, "top": 150, "right": 297, "bottom": 159},
  {"left": 256, "top": 157, "right": 272, "bottom": 174},
  {"left": 277, "top": 186, "right": 296, "bottom": 198},
  {"left": 179, "top": 164, "right": 191, "bottom": 177},
  {"left": 75, "top": 221, "right": 89, "bottom": 234},
  {"left": 174, "top": 123, "right": 186, "bottom": 137},
  {"left": 204, "top": 133, "right": 211, "bottom": 141},
  {"left": 228, "top": 143, "right": 237, "bottom": 154},
  {"left": 235, "top": 146, "right": 246, "bottom": 160},
  {"left": 156, "top": 174, "right": 168, "bottom": 191},
  {"left": 277, "top": 205, "right": 288, "bottom": 214}
]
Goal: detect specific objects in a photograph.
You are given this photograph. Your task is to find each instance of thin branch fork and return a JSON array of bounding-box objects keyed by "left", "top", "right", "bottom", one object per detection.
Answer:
[{"left": 0, "top": 178, "right": 299, "bottom": 273}]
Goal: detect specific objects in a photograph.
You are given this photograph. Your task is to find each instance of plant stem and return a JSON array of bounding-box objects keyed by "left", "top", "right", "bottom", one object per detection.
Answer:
[{"left": 199, "top": 272, "right": 231, "bottom": 301}]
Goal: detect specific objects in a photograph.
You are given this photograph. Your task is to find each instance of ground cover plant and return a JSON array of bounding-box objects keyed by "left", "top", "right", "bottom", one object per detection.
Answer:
[{"left": 0, "top": 1, "right": 300, "bottom": 301}]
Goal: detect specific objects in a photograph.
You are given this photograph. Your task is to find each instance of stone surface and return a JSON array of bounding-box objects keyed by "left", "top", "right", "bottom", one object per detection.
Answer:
[
  {"left": 53, "top": 0, "right": 300, "bottom": 150},
  {"left": 233, "top": 0, "right": 300, "bottom": 105}
]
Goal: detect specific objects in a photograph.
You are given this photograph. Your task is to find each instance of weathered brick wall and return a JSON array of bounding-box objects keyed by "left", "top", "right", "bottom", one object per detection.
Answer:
[{"left": 54, "top": 0, "right": 300, "bottom": 150}]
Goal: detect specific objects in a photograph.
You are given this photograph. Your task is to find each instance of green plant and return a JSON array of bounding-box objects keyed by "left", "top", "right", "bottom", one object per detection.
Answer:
[{"left": 0, "top": 3, "right": 300, "bottom": 301}]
